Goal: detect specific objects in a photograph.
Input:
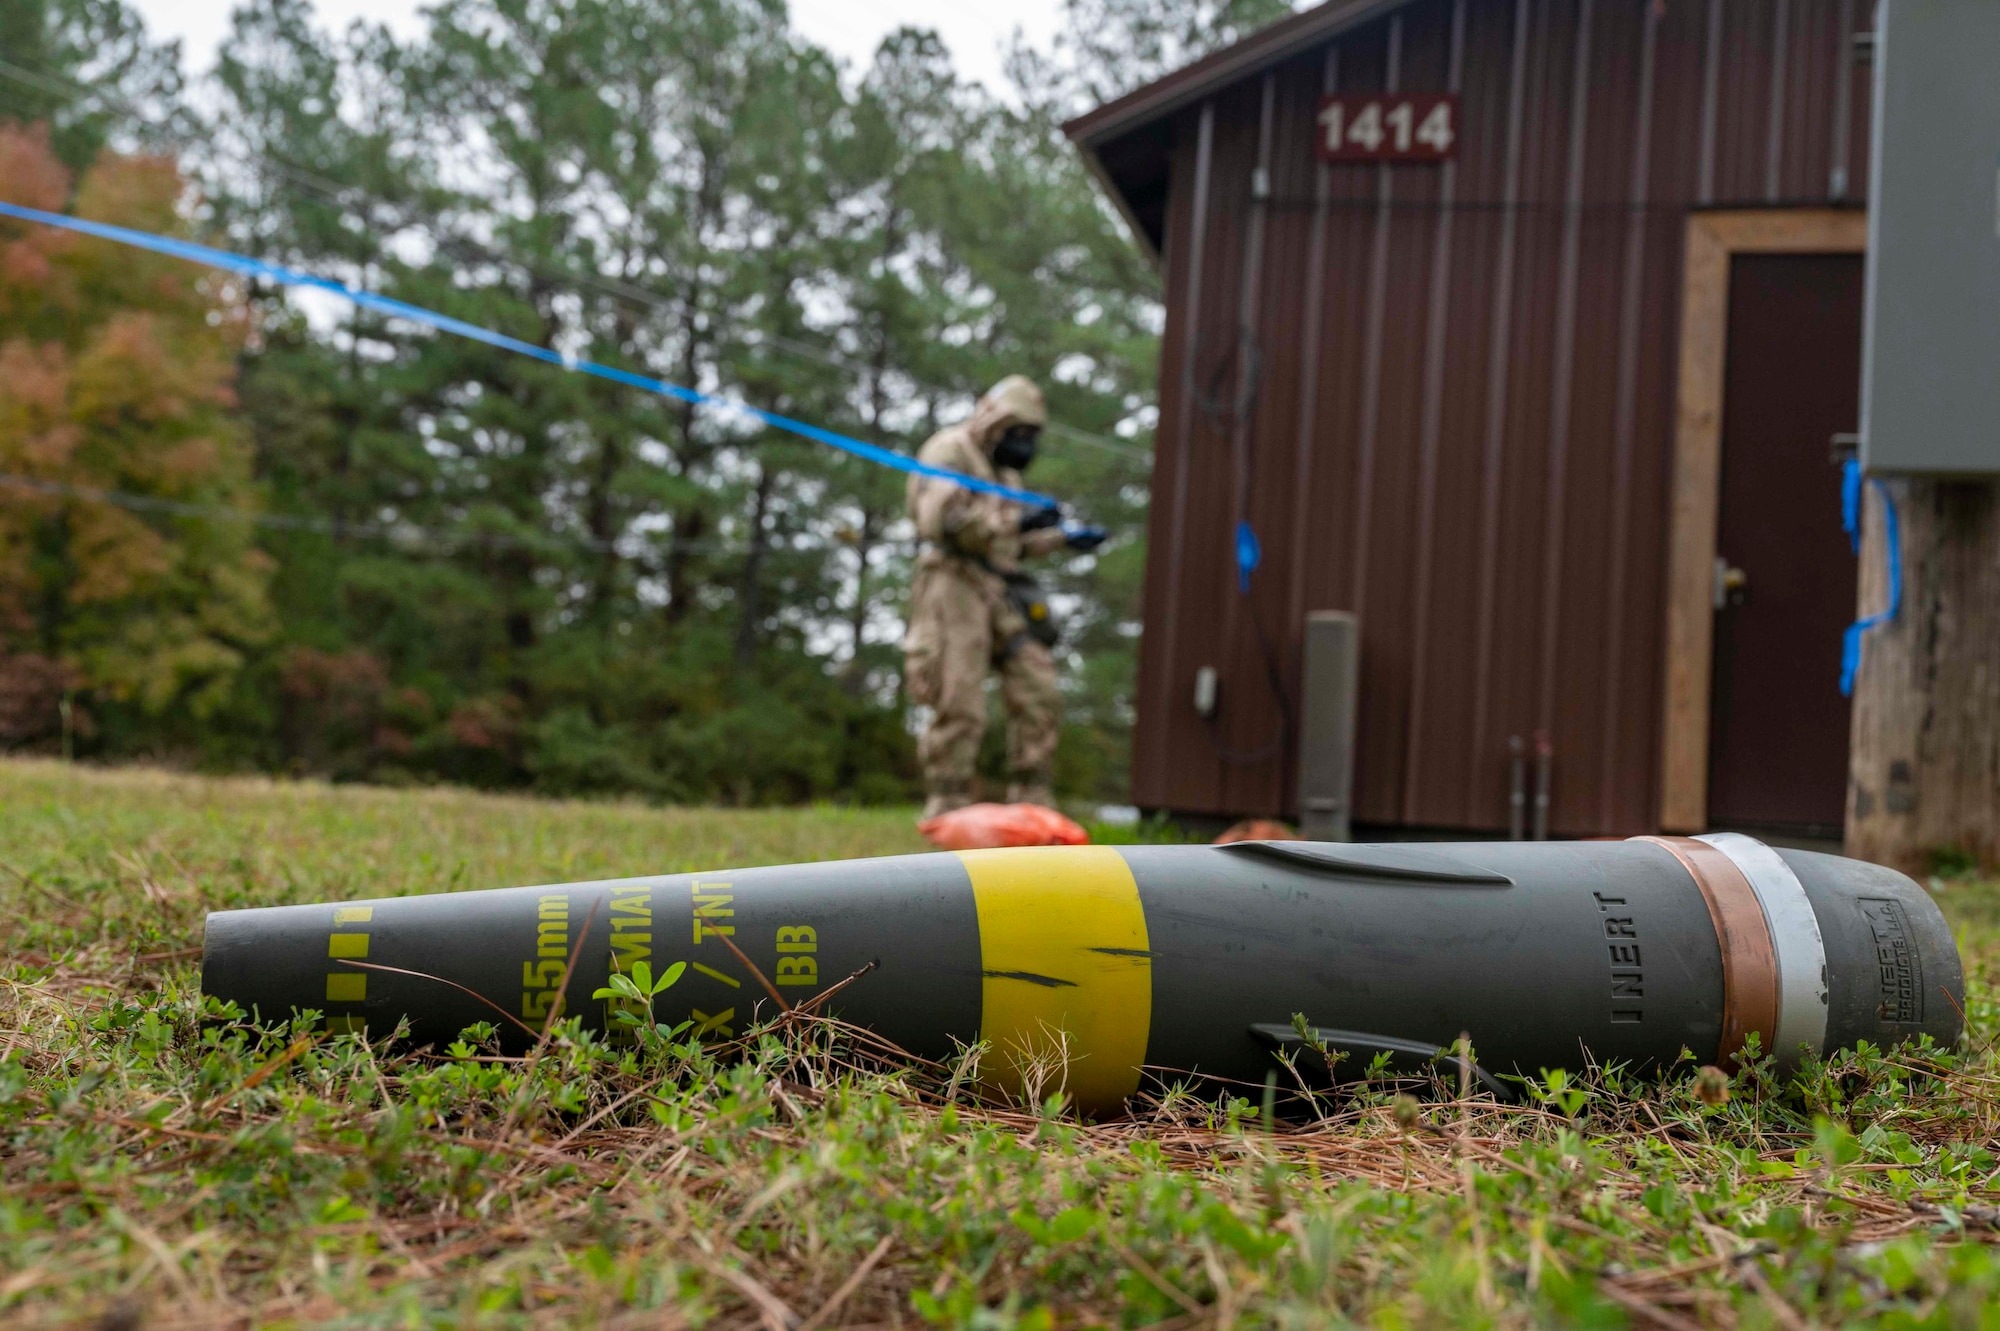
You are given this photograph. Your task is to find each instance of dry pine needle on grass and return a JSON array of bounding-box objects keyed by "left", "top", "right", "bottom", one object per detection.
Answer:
[{"left": 0, "top": 758, "right": 1996, "bottom": 1329}]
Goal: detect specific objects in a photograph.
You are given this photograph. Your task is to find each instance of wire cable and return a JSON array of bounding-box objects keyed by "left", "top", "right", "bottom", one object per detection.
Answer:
[
  {"left": 0, "top": 472, "right": 895, "bottom": 560},
  {"left": 0, "top": 198, "right": 1062, "bottom": 509},
  {"left": 0, "top": 55, "right": 1153, "bottom": 467}
]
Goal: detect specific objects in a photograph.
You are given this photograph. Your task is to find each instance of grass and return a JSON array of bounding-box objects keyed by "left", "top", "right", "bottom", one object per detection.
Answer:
[{"left": 1, "top": 757, "right": 1997, "bottom": 1329}]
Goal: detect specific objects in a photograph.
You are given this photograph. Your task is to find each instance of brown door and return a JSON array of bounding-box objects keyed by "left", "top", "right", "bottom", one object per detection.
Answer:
[{"left": 1705, "top": 253, "right": 1863, "bottom": 836}]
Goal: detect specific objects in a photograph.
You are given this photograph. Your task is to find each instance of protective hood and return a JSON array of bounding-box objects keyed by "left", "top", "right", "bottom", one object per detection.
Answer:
[{"left": 968, "top": 375, "right": 1048, "bottom": 455}]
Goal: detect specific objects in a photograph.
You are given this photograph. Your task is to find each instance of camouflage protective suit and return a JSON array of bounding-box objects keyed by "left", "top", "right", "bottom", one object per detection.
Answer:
[{"left": 904, "top": 377, "right": 1066, "bottom": 817}]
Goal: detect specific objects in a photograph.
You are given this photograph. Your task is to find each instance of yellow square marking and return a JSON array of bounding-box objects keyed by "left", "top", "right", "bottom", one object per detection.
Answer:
[
  {"left": 327, "top": 933, "right": 370, "bottom": 959},
  {"left": 325, "top": 972, "right": 367, "bottom": 1003},
  {"left": 333, "top": 906, "right": 374, "bottom": 925}
]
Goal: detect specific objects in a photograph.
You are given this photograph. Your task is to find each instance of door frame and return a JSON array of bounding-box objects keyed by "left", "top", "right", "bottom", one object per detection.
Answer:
[{"left": 1658, "top": 209, "right": 1869, "bottom": 832}]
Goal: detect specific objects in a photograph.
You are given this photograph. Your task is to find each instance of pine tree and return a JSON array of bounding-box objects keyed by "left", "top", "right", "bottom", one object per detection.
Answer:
[{"left": 0, "top": 0, "right": 1297, "bottom": 802}]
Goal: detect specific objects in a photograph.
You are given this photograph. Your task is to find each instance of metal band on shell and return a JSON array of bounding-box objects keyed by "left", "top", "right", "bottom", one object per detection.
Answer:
[
  {"left": 1631, "top": 835, "right": 1782, "bottom": 1070},
  {"left": 1696, "top": 832, "right": 1830, "bottom": 1073}
]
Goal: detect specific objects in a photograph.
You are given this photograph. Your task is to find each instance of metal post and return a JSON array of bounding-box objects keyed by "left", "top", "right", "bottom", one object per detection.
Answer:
[{"left": 1297, "top": 612, "right": 1359, "bottom": 841}]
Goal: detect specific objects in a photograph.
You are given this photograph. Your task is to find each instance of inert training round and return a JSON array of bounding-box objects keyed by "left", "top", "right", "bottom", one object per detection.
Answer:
[{"left": 202, "top": 835, "right": 1962, "bottom": 1111}]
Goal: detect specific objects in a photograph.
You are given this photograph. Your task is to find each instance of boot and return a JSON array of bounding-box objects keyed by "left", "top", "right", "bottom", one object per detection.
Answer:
[
  {"left": 921, "top": 782, "right": 972, "bottom": 820},
  {"left": 1007, "top": 770, "right": 1055, "bottom": 810}
]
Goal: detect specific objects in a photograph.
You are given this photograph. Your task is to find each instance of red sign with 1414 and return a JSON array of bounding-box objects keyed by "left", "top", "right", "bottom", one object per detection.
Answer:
[{"left": 1316, "top": 95, "right": 1457, "bottom": 162}]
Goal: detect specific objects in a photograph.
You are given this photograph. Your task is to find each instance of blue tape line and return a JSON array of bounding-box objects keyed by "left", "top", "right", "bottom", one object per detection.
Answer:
[
  {"left": 0, "top": 199, "right": 1059, "bottom": 510},
  {"left": 1840, "top": 458, "right": 1901, "bottom": 697},
  {"left": 1841, "top": 454, "right": 1863, "bottom": 554},
  {"left": 1234, "top": 519, "right": 1261, "bottom": 593}
]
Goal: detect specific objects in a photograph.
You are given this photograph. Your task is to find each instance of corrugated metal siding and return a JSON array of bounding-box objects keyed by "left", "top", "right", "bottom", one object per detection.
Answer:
[{"left": 1130, "top": 0, "right": 1871, "bottom": 835}]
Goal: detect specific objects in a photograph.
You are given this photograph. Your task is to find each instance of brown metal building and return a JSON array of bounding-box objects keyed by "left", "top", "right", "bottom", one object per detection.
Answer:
[{"left": 1068, "top": 0, "right": 1875, "bottom": 839}]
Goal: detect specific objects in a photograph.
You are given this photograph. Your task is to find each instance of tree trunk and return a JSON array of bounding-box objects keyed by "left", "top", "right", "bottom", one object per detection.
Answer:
[
  {"left": 843, "top": 507, "right": 879, "bottom": 694},
  {"left": 664, "top": 149, "right": 727, "bottom": 626},
  {"left": 333, "top": 293, "right": 365, "bottom": 550},
  {"left": 841, "top": 207, "right": 901, "bottom": 694},
  {"left": 586, "top": 430, "right": 622, "bottom": 620},
  {"left": 1846, "top": 477, "right": 2000, "bottom": 873},
  {"left": 733, "top": 465, "right": 774, "bottom": 668},
  {"left": 586, "top": 303, "right": 641, "bottom": 623}
]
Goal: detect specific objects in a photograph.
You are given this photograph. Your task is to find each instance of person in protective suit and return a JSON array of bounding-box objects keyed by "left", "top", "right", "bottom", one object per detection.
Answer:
[{"left": 904, "top": 375, "right": 1106, "bottom": 818}]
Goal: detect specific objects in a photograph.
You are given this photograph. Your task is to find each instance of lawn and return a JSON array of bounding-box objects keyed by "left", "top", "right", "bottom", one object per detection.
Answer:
[{"left": 1, "top": 757, "right": 1996, "bottom": 1329}]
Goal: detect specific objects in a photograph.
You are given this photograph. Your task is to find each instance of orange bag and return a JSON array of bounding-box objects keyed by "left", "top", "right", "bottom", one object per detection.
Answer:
[
  {"left": 917, "top": 802, "right": 1091, "bottom": 851},
  {"left": 1213, "top": 819, "right": 1301, "bottom": 844}
]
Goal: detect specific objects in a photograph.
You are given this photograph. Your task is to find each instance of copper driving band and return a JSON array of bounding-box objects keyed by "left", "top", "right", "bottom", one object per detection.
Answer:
[{"left": 1632, "top": 835, "right": 1781, "bottom": 1070}]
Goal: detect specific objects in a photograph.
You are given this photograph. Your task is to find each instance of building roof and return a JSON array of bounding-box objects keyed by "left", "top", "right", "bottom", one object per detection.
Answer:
[{"left": 1062, "top": 0, "right": 1417, "bottom": 259}]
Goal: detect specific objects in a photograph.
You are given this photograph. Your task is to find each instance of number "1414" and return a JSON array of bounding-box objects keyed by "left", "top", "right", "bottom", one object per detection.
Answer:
[{"left": 1316, "top": 96, "right": 1456, "bottom": 161}]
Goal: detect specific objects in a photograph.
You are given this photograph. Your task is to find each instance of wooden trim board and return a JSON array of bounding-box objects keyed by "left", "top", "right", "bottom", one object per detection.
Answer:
[{"left": 1658, "top": 210, "right": 1868, "bottom": 832}]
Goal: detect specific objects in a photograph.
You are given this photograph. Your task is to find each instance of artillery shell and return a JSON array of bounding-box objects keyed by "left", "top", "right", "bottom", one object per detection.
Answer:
[{"left": 202, "top": 836, "right": 1961, "bottom": 1110}]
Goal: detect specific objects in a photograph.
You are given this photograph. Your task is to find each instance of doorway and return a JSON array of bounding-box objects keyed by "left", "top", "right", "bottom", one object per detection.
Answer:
[
  {"left": 1703, "top": 254, "right": 1863, "bottom": 835},
  {"left": 1657, "top": 210, "right": 1867, "bottom": 834}
]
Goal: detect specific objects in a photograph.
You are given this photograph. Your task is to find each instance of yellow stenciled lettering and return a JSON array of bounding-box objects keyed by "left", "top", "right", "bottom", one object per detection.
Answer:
[
  {"left": 692, "top": 881, "right": 734, "bottom": 943},
  {"left": 774, "top": 923, "right": 817, "bottom": 988},
  {"left": 538, "top": 920, "right": 570, "bottom": 958},
  {"left": 692, "top": 1007, "right": 735, "bottom": 1038},
  {"left": 600, "top": 890, "right": 658, "bottom": 1039},
  {"left": 611, "top": 931, "right": 650, "bottom": 967},
  {"left": 610, "top": 890, "right": 652, "bottom": 973},
  {"left": 523, "top": 959, "right": 567, "bottom": 988},
  {"left": 524, "top": 894, "right": 571, "bottom": 1025}
]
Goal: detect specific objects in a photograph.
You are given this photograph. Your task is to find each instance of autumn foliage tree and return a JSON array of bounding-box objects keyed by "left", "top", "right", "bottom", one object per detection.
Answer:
[
  {"left": 0, "top": 123, "right": 272, "bottom": 748},
  {"left": 0, "top": 0, "right": 1277, "bottom": 800}
]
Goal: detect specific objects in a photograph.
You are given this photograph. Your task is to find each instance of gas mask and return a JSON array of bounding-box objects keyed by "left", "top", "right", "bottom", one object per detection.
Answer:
[{"left": 992, "top": 424, "right": 1041, "bottom": 473}]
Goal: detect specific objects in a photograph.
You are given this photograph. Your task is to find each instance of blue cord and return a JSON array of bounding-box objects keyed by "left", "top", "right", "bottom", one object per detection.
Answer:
[
  {"left": 1840, "top": 457, "right": 1901, "bottom": 697},
  {"left": 0, "top": 199, "right": 1061, "bottom": 511}
]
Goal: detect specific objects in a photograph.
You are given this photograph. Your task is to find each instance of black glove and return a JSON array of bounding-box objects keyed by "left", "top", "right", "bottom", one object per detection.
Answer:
[
  {"left": 1063, "top": 523, "right": 1108, "bottom": 553},
  {"left": 1018, "top": 506, "right": 1063, "bottom": 533}
]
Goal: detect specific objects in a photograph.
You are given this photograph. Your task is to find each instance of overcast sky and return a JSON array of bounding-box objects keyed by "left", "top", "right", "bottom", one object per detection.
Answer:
[{"left": 127, "top": 0, "right": 1067, "bottom": 94}]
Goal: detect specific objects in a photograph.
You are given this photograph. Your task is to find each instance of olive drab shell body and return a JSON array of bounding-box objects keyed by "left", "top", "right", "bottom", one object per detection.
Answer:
[{"left": 201, "top": 837, "right": 1962, "bottom": 1112}]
